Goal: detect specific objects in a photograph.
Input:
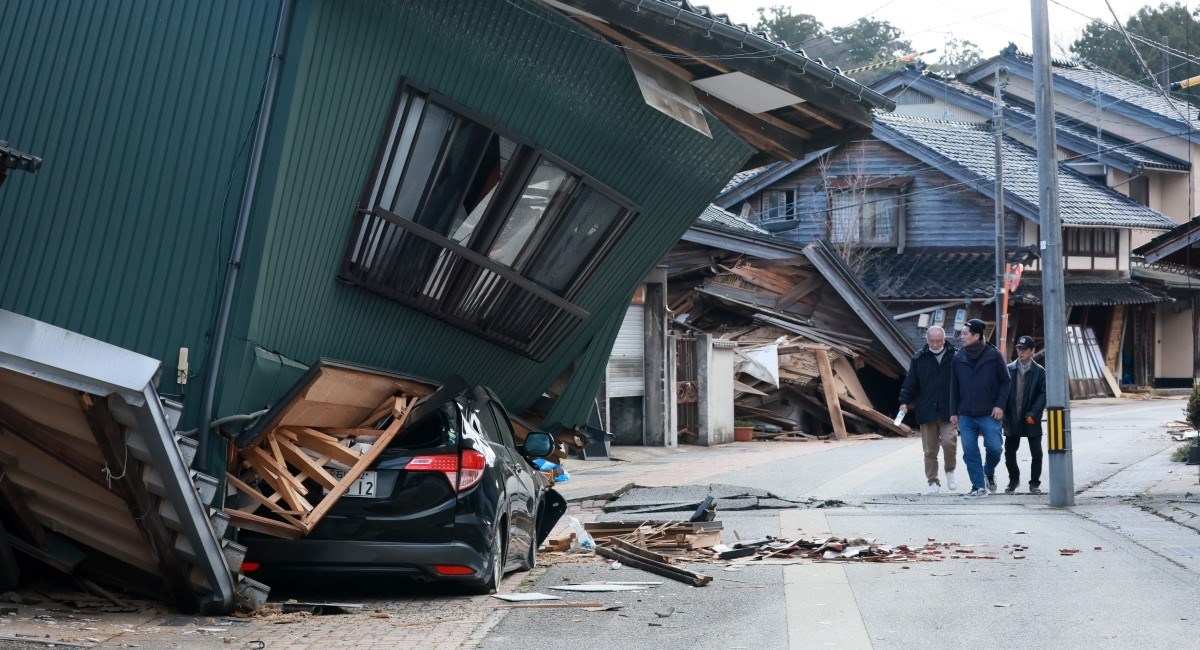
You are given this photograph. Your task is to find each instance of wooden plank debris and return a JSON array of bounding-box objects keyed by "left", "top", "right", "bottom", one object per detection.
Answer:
[
  {"left": 666, "top": 258, "right": 916, "bottom": 440},
  {"left": 225, "top": 388, "right": 428, "bottom": 538}
]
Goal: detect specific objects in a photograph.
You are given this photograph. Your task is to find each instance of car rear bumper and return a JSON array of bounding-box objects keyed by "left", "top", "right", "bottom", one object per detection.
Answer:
[{"left": 243, "top": 539, "right": 489, "bottom": 582}]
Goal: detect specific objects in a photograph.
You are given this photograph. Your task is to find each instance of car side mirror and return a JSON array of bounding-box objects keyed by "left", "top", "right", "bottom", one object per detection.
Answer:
[{"left": 522, "top": 431, "right": 553, "bottom": 457}]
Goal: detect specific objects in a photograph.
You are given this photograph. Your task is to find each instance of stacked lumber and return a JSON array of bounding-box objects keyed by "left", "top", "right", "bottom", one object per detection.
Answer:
[
  {"left": 225, "top": 392, "right": 422, "bottom": 540},
  {"left": 671, "top": 261, "right": 911, "bottom": 439}
]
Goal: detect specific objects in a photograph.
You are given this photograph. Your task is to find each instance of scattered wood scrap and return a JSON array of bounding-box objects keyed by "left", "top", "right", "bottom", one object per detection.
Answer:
[{"left": 669, "top": 260, "right": 911, "bottom": 440}]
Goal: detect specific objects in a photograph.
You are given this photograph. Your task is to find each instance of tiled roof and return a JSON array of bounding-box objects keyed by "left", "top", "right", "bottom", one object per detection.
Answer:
[
  {"left": 858, "top": 248, "right": 995, "bottom": 300},
  {"left": 1049, "top": 60, "right": 1198, "bottom": 129},
  {"left": 696, "top": 204, "right": 768, "bottom": 235},
  {"left": 1133, "top": 215, "right": 1200, "bottom": 258},
  {"left": 1011, "top": 277, "right": 1166, "bottom": 306},
  {"left": 877, "top": 66, "right": 1188, "bottom": 171},
  {"left": 873, "top": 114, "right": 1177, "bottom": 230},
  {"left": 991, "top": 47, "right": 1200, "bottom": 132}
]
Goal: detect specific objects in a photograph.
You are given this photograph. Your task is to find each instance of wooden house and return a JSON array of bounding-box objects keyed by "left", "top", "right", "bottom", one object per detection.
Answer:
[
  {"left": 0, "top": 0, "right": 893, "bottom": 473},
  {"left": 716, "top": 101, "right": 1176, "bottom": 394}
]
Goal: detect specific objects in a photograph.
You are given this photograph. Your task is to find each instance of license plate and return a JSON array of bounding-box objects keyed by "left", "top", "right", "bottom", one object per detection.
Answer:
[{"left": 327, "top": 469, "right": 378, "bottom": 498}]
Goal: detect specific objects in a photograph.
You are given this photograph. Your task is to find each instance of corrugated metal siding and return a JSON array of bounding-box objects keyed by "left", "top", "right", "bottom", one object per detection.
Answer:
[
  {"left": 231, "top": 0, "right": 753, "bottom": 427},
  {"left": 0, "top": 0, "right": 280, "bottom": 421},
  {"left": 753, "top": 140, "right": 1021, "bottom": 248}
]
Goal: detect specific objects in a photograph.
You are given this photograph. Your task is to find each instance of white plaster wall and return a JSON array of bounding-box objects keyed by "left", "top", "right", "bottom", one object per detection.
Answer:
[
  {"left": 709, "top": 344, "right": 735, "bottom": 445},
  {"left": 1156, "top": 303, "right": 1194, "bottom": 380}
]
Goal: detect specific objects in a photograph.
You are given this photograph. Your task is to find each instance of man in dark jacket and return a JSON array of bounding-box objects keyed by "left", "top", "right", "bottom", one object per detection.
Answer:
[
  {"left": 898, "top": 326, "right": 958, "bottom": 493},
  {"left": 1003, "top": 335, "right": 1047, "bottom": 494},
  {"left": 950, "top": 318, "right": 1011, "bottom": 499}
]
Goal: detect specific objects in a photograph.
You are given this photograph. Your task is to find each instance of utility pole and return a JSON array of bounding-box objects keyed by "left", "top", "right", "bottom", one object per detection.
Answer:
[
  {"left": 994, "top": 69, "right": 1006, "bottom": 355},
  {"left": 1032, "top": 0, "right": 1075, "bottom": 507}
]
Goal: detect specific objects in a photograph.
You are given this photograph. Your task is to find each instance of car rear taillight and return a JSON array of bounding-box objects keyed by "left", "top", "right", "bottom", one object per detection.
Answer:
[
  {"left": 406, "top": 450, "right": 487, "bottom": 492},
  {"left": 241, "top": 562, "right": 261, "bottom": 573}
]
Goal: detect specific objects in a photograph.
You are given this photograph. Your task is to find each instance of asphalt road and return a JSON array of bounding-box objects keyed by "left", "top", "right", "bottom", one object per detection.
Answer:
[{"left": 482, "top": 397, "right": 1197, "bottom": 649}]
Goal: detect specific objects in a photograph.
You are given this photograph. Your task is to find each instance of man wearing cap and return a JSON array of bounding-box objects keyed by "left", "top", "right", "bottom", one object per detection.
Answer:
[
  {"left": 1003, "top": 336, "right": 1047, "bottom": 494},
  {"left": 949, "top": 318, "right": 1011, "bottom": 498},
  {"left": 898, "top": 326, "right": 958, "bottom": 493}
]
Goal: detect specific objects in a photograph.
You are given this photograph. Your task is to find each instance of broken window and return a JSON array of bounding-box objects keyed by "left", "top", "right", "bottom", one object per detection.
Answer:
[
  {"left": 828, "top": 187, "right": 899, "bottom": 246},
  {"left": 762, "top": 188, "right": 797, "bottom": 223},
  {"left": 341, "top": 82, "right": 637, "bottom": 358}
]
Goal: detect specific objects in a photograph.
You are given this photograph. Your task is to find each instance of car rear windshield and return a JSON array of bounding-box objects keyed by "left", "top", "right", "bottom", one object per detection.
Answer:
[{"left": 392, "top": 401, "right": 458, "bottom": 449}]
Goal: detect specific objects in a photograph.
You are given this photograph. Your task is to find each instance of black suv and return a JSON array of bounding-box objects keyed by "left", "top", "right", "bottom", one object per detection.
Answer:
[{"left": 238, "top": 363, "right": 566, "bottom": 592}]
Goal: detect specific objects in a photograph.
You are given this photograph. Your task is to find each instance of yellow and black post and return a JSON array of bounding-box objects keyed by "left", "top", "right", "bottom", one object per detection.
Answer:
[{"left": 1046, "top": 406, "right": 1066, "bottom": 452}]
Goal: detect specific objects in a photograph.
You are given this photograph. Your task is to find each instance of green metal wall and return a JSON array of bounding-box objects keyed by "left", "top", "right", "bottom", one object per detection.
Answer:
[
  {"left": 0, "top": 0, "right": 280, "bottom": 422},
  {"left": 227, "top": 0, "right": 753, "bottom": 427}
]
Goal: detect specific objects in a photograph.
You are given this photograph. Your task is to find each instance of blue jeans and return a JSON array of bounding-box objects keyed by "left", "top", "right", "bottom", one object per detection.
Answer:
[{"left": 958, "top": 414, "right": 1003, "bottom": 490}]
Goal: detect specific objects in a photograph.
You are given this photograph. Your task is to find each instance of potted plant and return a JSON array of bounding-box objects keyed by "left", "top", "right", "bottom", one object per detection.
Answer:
[
  {"left": 1186, "top": 385, "right": 1200, "bottom": 465},
  {"left": 734, "top": 419, "right": 755, "bottom": 442}
]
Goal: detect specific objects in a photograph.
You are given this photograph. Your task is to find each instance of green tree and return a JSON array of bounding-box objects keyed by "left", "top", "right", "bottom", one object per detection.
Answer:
[
  {"left": 753, "top": 5, "right": 823, "bottom": 46},
  {"left": 1070, "top": 2, "right": 1200, "bottom": 92},
  {"left": 828, "top": 17, "right": 912, "bottom": 68},
  {"left": 935, "top": 37, "right": 983, "bottom": 74}
]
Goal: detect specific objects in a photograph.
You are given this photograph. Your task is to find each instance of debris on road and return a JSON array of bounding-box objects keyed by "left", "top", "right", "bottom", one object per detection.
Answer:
[
  {"left": 491, "top": 593, "right": 561, "bottom": 602},
  {"left": 550, "top": 583, "right": 657, "bottom": 592}
]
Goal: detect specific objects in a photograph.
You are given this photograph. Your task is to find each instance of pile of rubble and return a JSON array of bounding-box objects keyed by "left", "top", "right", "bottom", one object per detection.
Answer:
[{"left": 665, "top": 248, "right": 914, "bottom": 439}]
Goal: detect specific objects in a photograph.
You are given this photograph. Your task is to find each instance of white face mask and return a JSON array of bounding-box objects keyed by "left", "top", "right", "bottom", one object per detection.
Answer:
[{"left": 928, "top": 339, "right": 945, "bottom": 352}]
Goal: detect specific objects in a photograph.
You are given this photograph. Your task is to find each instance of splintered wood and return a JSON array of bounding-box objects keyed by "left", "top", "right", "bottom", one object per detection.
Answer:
[
  {"left": 670, "top": 259, "right": 912, "bottom": 439},
  {"left": 225, "top": 393, "right": 417, "bottom": 539}
]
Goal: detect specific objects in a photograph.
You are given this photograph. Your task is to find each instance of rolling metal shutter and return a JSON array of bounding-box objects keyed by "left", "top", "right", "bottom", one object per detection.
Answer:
[{"left": 606, "top": 304, "right": 644, "bottom": 398}]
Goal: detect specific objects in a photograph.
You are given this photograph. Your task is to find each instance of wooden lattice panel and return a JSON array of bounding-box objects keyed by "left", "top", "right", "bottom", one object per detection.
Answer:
[{"left": 225, "top": 394, "right": 416, "bottom": 539}]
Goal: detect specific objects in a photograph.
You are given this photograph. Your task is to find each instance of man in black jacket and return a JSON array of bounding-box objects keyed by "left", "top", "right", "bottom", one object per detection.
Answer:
[
  {"left": 899, "top": 326, "right": 958, "bottom": 493},
  {"left": 1003, "top": 335, "right": 1048, "bottom": 494},
  {"left": 950, "top": 319, "right": 1011, "bottom": 499}
]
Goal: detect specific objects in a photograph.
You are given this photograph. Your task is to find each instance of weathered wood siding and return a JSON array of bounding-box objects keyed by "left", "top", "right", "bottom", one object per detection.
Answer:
[{"left": 743, "top": 139, "right": 1023, "bottom": 249}]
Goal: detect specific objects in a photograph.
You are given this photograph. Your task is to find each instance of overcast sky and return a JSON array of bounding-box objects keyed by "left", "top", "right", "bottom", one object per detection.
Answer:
[{"left": 702, "top": 0, "right": 1175, "bottom": 60}]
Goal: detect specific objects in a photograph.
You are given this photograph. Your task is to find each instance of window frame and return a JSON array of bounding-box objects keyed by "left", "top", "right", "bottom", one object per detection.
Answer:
[
  {"left": 825, "top": 185, "right": 902, "bottom": 247},
  {"left": 339, "top": 78, "right": 642, "bottom": 358},
  {"left": 1064, "top": 227, "right": 1118, "bottom": 258},
  {"left": 346, "top": 78, "right": 640, "bottom": 298}
]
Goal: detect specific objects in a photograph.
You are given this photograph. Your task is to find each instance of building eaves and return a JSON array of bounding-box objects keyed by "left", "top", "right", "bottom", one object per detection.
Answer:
[
  {"left": 872, "top": 114, "right": 1177, "bottom": 231},
  {"left": 1133, "top": 215, "right": 1200, "bottom": 264},
  {"left": 873, "top": 67, "right": 1189, "bottom": 173},
  {"left": 803, "top": 239, "right": 915, "bottom": 367},
  {"left": 634, "top": 1, "right": 895, "bottom": 112},
  {"left": 713, "top": 147, "right": 834, "bottom": 207},
  {"left": 962, "top": 46, "right": 1200, "bottom": 144},
  {"left": 1011, "top": 277, "right": 1166, "bottom": 306},
  {"left": 858, "top": 248, "right": 995, "bottom": 301}
]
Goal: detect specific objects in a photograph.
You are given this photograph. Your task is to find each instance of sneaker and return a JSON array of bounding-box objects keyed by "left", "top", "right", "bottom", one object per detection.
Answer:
[
  {"left": 986, "top": 476, "right": 997, "bottom": 494},
  {"left": 1004, "top": 484, "right": 1017, "bottom": 494},
  {"left": 964, "top": 487, "right": 989, "bottom": 499},
  {"left": 1029, "top": 485, "right": 1043, "bottom": 495},
  {"left": 946, "top": 471, "right": 958, "bottom": 491},
  {"left": 928, "top": 483, "right": 941, "bottom": 494}
]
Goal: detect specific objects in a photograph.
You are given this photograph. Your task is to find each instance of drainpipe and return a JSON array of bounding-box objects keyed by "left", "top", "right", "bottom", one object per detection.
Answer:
[{"left": 198, "top": 0, "right": 295, "bottom": 475}]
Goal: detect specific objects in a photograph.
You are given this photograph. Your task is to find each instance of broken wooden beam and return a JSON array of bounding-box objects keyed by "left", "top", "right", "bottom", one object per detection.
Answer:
[
  {"left": 595, "top": 545, "right": 712, "bottom": 587},
  {"left": 815, "top": 349, "right": 847, "bottom": 440}
]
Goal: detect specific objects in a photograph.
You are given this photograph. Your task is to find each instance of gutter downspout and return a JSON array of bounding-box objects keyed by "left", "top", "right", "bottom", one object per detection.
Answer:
[{"left": 198, "top": 0, "right": 295, "bottom": 475}]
